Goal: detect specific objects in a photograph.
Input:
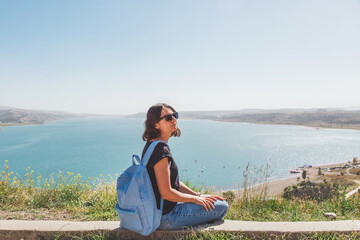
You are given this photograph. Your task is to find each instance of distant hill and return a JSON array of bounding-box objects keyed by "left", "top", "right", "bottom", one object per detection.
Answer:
[
  {"left": 0, "top": 106, "right": 80, "bottom": 127},
  {"left": 127, "top": 108, "right": 360, "bottom": 130},
  {"left": 0, "top": 105, "right": 15, "bottom": 111},
  {"left": 217, "top": 109, "right": 360, "bottom": 130}
]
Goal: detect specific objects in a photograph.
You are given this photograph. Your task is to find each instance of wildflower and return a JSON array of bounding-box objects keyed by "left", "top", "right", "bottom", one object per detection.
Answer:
[{"left": 5, "top": 160, "right": 8, "bottom": 162}]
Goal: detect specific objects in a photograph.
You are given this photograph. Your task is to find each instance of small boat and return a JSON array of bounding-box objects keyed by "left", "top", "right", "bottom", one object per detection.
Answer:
[
  {"left": 299, "top": 164, "right": 312, "bottom": 168},
  {"left": 290, "top": 169, "right": 301, "bottom": 173}
]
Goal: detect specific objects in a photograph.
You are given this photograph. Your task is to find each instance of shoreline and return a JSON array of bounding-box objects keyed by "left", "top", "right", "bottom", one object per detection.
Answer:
[
  {"left": 0, "top": 116, "right": 88, "bottom": 129},
  {"left": 0, "top": 122, "right": 45, "bottom": 128},
  {"left": 239, "top": 161, "right": 352, "bottom": 197},
  {"left": 216, "top": 119, "right": 360, "bottom": 131}
]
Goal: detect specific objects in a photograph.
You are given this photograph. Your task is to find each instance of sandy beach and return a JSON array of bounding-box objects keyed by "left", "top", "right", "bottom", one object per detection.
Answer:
[{"left": 247, "top": 161, "right": 352, "bottom": 197}]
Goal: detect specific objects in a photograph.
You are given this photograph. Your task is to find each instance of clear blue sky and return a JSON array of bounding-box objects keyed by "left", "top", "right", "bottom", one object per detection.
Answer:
[{"left": 1, "top": 0, "right": 359, "bottom": 114}]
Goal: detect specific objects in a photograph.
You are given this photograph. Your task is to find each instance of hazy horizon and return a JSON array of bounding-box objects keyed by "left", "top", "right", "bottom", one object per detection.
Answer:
[
  {"left": 2, "top": 104, "right": 360, "bottom": 116},
  {"left": 1, "top": 1, "right": 359, "bottom": 115}
]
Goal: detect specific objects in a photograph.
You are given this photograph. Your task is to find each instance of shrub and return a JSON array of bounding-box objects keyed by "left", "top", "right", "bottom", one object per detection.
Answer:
[
  {"left": 302, "top": 170, "right": 307, "bottom": 181},
  {"left": 223, "top": 191, "right": 236, "bottom": 205},
  {"left": 283, "top": 181, "right": 340, "bottom": 202}
]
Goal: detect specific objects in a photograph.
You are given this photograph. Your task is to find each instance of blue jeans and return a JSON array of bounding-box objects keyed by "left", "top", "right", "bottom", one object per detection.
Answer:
[{"left": 158, "top": 199, "right": 229, "bottom": 230}]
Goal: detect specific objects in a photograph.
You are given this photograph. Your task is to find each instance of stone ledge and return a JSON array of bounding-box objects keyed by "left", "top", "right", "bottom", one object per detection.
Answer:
[{"left": 1, "top": 220, "right": 360, "bottom": 240}]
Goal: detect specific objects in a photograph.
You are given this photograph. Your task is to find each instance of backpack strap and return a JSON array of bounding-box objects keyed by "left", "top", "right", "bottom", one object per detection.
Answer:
[
  {"left": 141, "top": 140, "right": 168, "bottom": 211},
  {"left": 132, "top": 155, "right": 141, "bottom": 165},
  {"left": 141, "top": 140, "right": 168, "bottom": 167},
  {"left": 160, "top": 197, "right": 164, "bottom": 210}
]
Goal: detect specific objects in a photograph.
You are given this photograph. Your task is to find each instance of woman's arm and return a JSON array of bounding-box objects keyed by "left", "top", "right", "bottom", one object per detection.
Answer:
[
  {"left": 178, "top": 181, "right": 200, "bottom": 196},
  {"left": 154, "top": 157, "right": 223, "bottom": 211},
  {"left": 154, "top": 157, "right": 196, "bottom": 203}
]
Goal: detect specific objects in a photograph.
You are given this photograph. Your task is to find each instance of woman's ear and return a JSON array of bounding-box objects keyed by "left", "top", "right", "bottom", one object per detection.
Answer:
[{"left": 155, "top": 123, "right": 160, "bottom": 129}]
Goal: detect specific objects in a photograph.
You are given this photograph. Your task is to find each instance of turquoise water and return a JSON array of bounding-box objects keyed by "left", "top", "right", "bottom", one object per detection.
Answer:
[{"left": 1, "top": 117, "right": 360, "bottom": 189}]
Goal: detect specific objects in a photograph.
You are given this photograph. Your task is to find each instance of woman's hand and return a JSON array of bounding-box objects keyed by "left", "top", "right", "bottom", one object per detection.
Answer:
[{"left": 192, "top": 195, "right": 225, "bottom": 211}]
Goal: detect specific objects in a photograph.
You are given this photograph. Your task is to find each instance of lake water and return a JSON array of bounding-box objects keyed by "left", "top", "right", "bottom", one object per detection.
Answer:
[{"left": 1, "top": 117, "right": 360, "bottom": 190}]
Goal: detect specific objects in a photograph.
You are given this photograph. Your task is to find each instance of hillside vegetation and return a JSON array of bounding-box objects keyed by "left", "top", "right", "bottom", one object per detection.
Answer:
[
  {"left": 217, "top": 110, "right": 360, "bottom": 130},
  {"left": 130, "top": 109, "right": 360, "bottom": 130},
  {"left": 1, "top": 160, "right": 360, "bottom": 222},
  {"left": 0, "top": 106, "right": 78, "bottom": 127}
]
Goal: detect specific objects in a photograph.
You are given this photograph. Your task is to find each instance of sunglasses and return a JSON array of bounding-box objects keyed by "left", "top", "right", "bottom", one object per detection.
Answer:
[{"left": 159, "top": 112, "right": 179, "bottom": 122}]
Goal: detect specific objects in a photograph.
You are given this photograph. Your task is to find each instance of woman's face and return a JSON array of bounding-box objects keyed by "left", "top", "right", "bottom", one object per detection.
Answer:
[{"left": 155, "top": 107, "right": 178, "bottom": 135}]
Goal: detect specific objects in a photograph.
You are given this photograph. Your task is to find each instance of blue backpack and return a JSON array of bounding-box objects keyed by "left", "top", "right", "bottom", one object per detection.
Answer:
[{"left": 115, "top": 140, "right": 166, "bottom": 236}]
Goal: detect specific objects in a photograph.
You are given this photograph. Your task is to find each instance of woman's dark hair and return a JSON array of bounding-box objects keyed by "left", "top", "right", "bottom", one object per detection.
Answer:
[{"left": 142, "top": 103, "right": 181, "bottom": 141}]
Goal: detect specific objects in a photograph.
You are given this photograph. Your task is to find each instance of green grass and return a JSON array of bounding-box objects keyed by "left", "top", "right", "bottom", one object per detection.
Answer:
[
  {"left": 31, "top": 231, "right": 360, "bottom": 240},
  {"left": 1, "top": 160, "right": 360, "bottom": 222},
  {"left": 1, "top": 160, "right": 118, "bottom": 220},
  {"left": 224, "top": 194, "right": 360, "bottom": 222}
]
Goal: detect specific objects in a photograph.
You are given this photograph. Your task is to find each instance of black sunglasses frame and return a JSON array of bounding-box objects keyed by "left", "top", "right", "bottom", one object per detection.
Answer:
[{"left": 159, "top": 112, "right": 179, "bottom": 122}]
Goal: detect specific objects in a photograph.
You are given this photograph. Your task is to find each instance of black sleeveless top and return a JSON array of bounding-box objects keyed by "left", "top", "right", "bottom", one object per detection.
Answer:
[{"left": 141, "top": 141, "right": 180, "bottom": 215}]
